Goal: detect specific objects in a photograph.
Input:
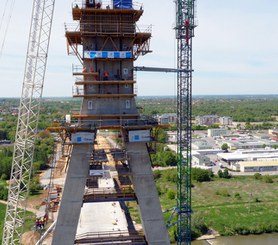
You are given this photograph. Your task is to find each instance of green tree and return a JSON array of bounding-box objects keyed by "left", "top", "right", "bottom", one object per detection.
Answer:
[
  {"left": 218, "top": 169, "right": 224, "bottom": 178},
  {"left": 192, "top": 168, "right": 212, "bottom": 182},
  {"left": 222, "top": 168, "right": 231, "bottom": 179},
  {"left": 221, "top": 143, "right": 229, "bottom": 151}
]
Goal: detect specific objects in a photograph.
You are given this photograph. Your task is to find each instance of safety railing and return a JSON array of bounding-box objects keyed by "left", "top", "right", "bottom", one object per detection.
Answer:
[
  {"left": 66, "top": 21, "right": 151, "bottom": 36},
  {"left": 69, "top": 117, "right": 157, "bottom": 126},
  {"left": 75, "top": 230, "right": 146, "bottom": 244},
  {"left": 72, "top": 0, "right": 143, "bottom": 11},
  {"left": 72, "top": 86, "right": 84, "bottom": 96},
  {"left": 72, "top": 64, "right": 98, "bottom": 74},
  {"left": 64, "top": 22, "right": 79, "bottom": 32}
]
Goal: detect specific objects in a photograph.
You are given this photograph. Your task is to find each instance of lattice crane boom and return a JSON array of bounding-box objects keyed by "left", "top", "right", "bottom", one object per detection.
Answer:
[
  {"left": 176, "top": 0, "right": 196, "bottom": 244},
  {"left": 2, "top": 0, "right": 55, "bottom": 244}
]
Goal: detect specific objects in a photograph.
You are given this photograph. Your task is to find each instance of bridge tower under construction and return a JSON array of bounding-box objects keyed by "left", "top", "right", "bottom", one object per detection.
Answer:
[{"left": 52, "top": 1, "right": 170, "bottom": 244}]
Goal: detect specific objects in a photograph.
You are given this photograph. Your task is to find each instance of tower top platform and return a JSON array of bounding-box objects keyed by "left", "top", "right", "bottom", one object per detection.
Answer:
[{"left": 72, "top": 1, "right": 144, "bottom": 21}]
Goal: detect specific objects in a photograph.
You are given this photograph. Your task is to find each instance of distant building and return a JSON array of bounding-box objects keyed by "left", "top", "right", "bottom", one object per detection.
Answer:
[
  {"left": 196, "top": 115, "right": 233, "bottom": 126},
  {"left": 167, "top": 131, "right": 185, "bottom": 144},
  {"left": 269, "top": 129, "right": 278, "bottom": 141},
  {"left": 208, "top": 128, "right": 228, "bottom": 137},
  {"left": 192, "top": 154, "right": 211, "bottom": 166},
  {"left": 217, "top": 149, "right": 278, "bottom": 164},
  {"left": 159, "top": 113, "right": 177, "bottom": 124},
  {"left": 195, "top": 115, "right": 219, "bottom": 126},
  {"left": 219, "top": 116, "right": 233, "bottom": 126},
  {"left": 239, "top": 160, "right": 278, "bottom": 172},
  {"left": 219, "top": 137, "right": 277, "bottom": 150},
  {"left": 192, "top": 140, "right": 212, "bottom": 150}
]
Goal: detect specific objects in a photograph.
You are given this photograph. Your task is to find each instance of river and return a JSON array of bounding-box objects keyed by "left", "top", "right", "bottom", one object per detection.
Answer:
[{"left": 192, "top": 233, "right": 278, "bottom": 245}]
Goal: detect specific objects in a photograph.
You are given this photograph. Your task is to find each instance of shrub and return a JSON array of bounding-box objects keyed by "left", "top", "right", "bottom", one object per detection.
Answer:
[
  {"left": 216, "top": 188, "right": 230, "bottom": 197},
  {"left": 1, "top": 173, "right": 7, "bottom": 180},
  {"left": 218, "top": 169, "right": 223, "bottom": 178},
  {"left": 234, "top": 192, "right": 241, "bottom": 200},
  {"left": 262, "top": 175, "right": 273, "bottom": 183},
  {"left": 254, "top": 173, "right": 262, "bottom": 180},
  {"left": 192, "top": 168, "right": 212, "bottom": 182},
  {"left": 218, "top": 169, "right": 231, "bottom": 179},
  {"left": 165, "top": 170, "right": 177, "bottom": 183},
  {"left": 153, "top": 170, "right": 161, "bottom": 180},
  {"left": 156, "top": 184, "right": 162, "bottom": 196},
  {"left": 167, "top": 190, "right": 176, "bottom": 200},
  {"left": 222, "top": 168, "right": 231, "bottom": 179},
  {"left": 29, "top": 179, "right": 42, "bottom": 195},
  {"left": 0, "top": 185, "right": 8, "bottom": 200},
  {"left": 254, "top": 197, "right": 261, "bottom": 203}
]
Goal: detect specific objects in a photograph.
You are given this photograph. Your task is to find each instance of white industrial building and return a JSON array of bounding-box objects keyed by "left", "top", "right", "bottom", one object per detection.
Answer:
[
  {"left": 192, "top": 154, "right": 211, "bottom": 166},
  {"left": 239, "top": 160, "right": 278, "bottom": 172},
  {"left": 192, "top": 140, "right": 212, "bottom": 150},
  {"left": 207, "top": 128, "right": 228, "bottom": 137},
  {"left": 217, "top": 149, "right": 278, "bottom": 172}
]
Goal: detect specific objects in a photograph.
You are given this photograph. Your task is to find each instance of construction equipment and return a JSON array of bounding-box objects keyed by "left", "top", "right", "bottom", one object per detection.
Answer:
[
  {"left": 2, "top": 0, "right": 55, "bottom": 244},
  {"left": 1, "top": 0, "right": 196, "bottom": 244},
  {"left": 176, "top": 0, "right": 196, "bottom": 244}
]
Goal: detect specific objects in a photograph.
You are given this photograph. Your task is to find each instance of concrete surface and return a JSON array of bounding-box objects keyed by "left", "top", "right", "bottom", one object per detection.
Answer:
[
  {"left": 52, "top": 144, "right": 92, "bottom": 245},
  {"left": 76, "top": 202, "right": 128, "bottom": 236},
  {"left": 126, "top": 142, "right": 170, "bottom": 245}
]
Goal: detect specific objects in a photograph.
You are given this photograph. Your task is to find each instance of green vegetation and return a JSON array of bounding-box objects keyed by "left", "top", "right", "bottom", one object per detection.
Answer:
[
  {"left": 0, "top": 203, "right": 35, "bottom": 244},
  {"left": 0, "top": 203, "right": 7, "bottom": 241},
  {"left": 151, "top": 129, "right": 178, "bottom": 167},
  {"left": 218, "top": 169, "right": 232, "bottom": 179},
  {"left": 134, "top": 169, "right": 278, "bottom": 241},
  {"left": 136, "top": 95, "right": 278, "bottom": 122},
  {"left": 192, "top": 168, "right": 213, "bottom": 182}
]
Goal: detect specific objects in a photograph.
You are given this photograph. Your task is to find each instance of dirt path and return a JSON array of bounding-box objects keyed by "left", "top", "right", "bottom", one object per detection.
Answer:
[{"left": 0, "top": 199, "right": 38, "bottom": 213}]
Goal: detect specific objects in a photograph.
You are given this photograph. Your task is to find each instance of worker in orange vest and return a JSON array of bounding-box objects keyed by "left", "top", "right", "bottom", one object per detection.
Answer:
[{"left": 104, "top": 71, "right": 109, "bottom": 80}]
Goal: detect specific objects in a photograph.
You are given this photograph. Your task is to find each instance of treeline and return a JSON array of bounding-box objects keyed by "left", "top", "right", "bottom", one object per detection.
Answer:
[
  {"left": 136, "top": 96, "right": 278, "bottom": 122},
  {"left": 0, "top": 98, "right": 81, "bottom": 141},
  {"left": 0, "top": 130, "right": 54, "bottom": 199},
  {"left": 193, "top": 98, "right": 278, "bottom": 122}
]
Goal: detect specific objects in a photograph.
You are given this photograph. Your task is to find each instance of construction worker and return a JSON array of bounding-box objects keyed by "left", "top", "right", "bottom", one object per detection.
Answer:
[
  {"left": 96, "top": 0, "right": 102, "bottom": 9},
  {"left": 104, "top": 71, "right": 109, "bottom": 80},
  {"left": 35, "top": 219, "right": 39, "bottom": 229}
]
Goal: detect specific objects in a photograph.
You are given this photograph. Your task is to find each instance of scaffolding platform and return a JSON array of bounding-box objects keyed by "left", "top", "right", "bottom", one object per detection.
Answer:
[
  {"left": 75, "top": 231, "right": 146, "bottom": 245},
  {"left": 90, "top": 149, "right": 108, "bottom": 162},
  {"left": 83, "top": 187, "right": 136, "bottom": 203},
  {"left": 110, "top": 148, "right": 127, "bottom": 161}
]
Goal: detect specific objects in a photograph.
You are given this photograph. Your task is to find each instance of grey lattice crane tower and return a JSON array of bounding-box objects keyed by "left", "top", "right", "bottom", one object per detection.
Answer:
[{"left": 2, "top": 0, "right": 55, "bottom": 244}]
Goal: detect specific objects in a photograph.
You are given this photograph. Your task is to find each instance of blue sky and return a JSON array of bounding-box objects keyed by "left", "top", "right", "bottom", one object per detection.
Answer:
[{"left": 0, "top": 0, "right": 278, "bottom": 97}]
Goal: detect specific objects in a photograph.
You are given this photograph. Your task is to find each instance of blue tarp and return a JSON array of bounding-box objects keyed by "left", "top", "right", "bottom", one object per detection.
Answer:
[{"left": 113, "top": 0, "right": 133, "bottom": 9}]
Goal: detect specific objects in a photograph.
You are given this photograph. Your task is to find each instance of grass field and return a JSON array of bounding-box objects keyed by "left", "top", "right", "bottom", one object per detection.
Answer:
[
  {"left": 159, "top": 170, "right": 278, "bottom": 236},
  {"left": 0, "top": 171, "right": 277, "bottom": 242},
  {"left": 128, "top": 170, "right": 278, "bottom": 241},
  {"left": 0, "top": 203, "right": 6, "bottom": 242}
]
